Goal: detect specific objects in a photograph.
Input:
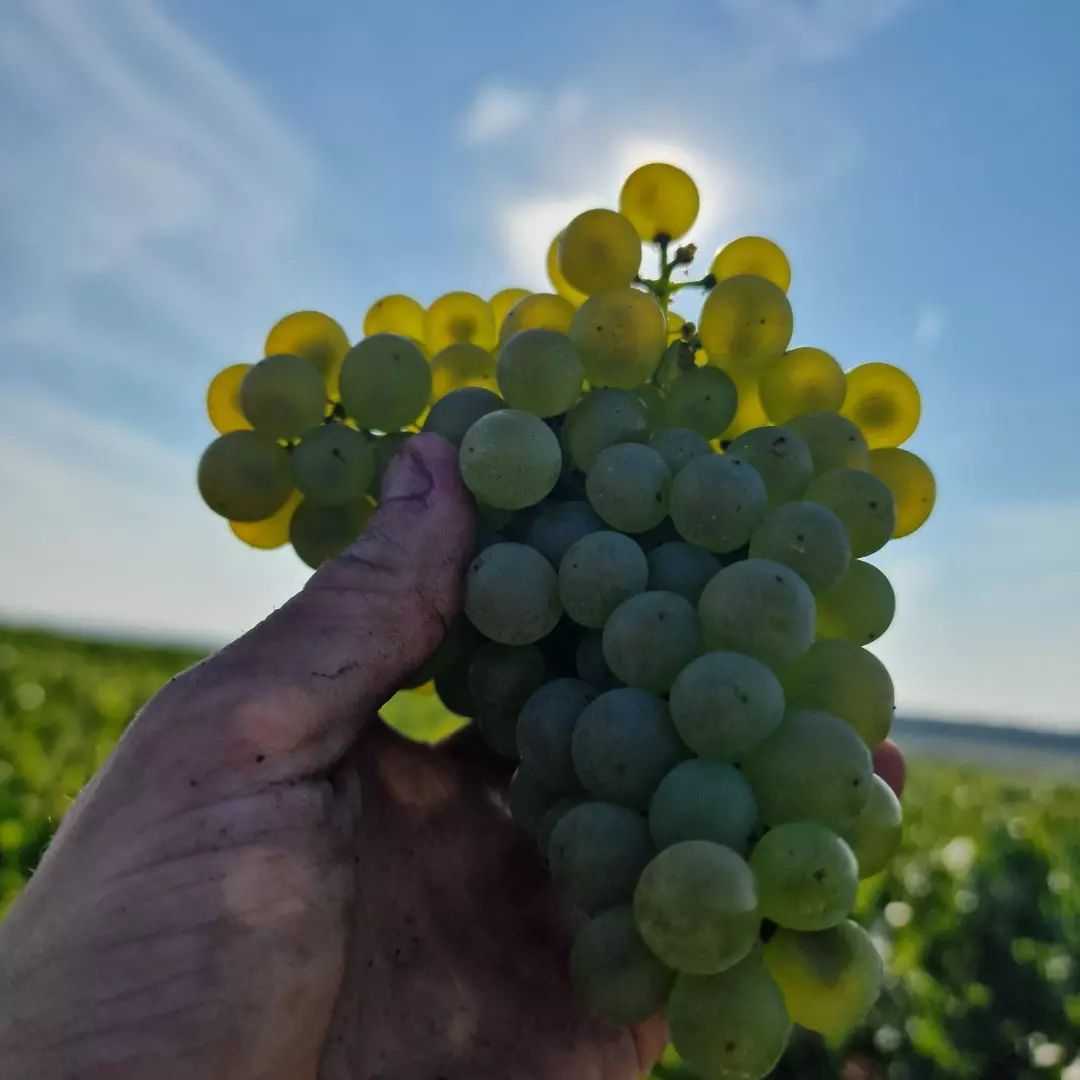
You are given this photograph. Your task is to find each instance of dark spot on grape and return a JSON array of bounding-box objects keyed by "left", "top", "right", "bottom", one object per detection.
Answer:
[
  {"left": 852, "top": 778, "right": 861, "bottom": 787},
  {"left": 775, "top": 575, "right": 783, "bottom": 583},
  {"left": 760, "top": 918, "right": 779, "bottom": 942},
  {"left": 796, "top": 534, "right": 805, "bottom": 542},
  {"left": 813, "top": 868, "right": 826, "bottom": 882},
  {"left": 726, "top": 1040, "right": 737, "bottom": 1052}
]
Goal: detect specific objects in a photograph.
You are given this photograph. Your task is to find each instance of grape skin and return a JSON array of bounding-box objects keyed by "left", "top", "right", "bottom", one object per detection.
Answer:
[
  {"left": 558, "top": 530, "right": 648, "bottom": 629},
  {"left": 748, "top": 500, "right": 852, "bottom": 594},
  {"left": 464, "top": 542, "right": 562, "bottom": 646},
  {"left": 458, "top": 409, "right": 562, "bottom": 511},
  {"left": 198, "top": 431, "right": 293, "bottom": 522},
  {"left": 585, "top": 443, "right": 671, "bottom": 534},
  {"left": 517, "top": 678, "right": 596, "bottom": 793},
  {"left": 602, "top": 590, "right": 701, "bottom": 694},
  {"left": 648, "top": 759, "right": 759, "bottom": 853},
  {"left": 669, "top": 453, "right": 768, "bottom": 555}
]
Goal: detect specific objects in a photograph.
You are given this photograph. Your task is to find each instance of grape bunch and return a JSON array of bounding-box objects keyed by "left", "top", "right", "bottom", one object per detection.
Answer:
[{"left": 196, "top": 162, "right": 934, "bottom": 1079}]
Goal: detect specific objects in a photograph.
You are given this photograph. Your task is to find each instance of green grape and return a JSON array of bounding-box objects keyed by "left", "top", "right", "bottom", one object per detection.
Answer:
[
  {"left": 633, "top": 840, "right": 760, "bottom": 973},
  {"left": 290, "top": 423, "right": 375, "bottom": 506},
  {"left": 558, "top": 208, "right": 642, "bottom": 294},
  {"left": 403, "top": 614, "right": 480, "bottom": 689},
  {"left": 525, "top": 500, "right": 605, "bottom": 566},
  {"left": 569, "top": 288, "right": 666, "bottom": 389},
  {"left": 537, "top": 794, "right": 585, "bottom": 860},
  {"left": 424, "top": 291, "right": 496, "bottom": 354},
  {"left": 669, "top": 453, "right": 767, "bottom": 554},
  {"left": 464, "top": 542, "right": 562, "bottom": 645},
  {"left": 368, "top": 432, "right": 411, "bottom": 497},
  {"left": 585, "top": 443, "right": 671, "bottom": 534},
  {"left": 710, "top": 235, "right": 792, "bottom": 293},
  {"left": 749, "top": 501, "right": 852, "bottom": 593},
  {"left": 648, "top": 427, "right": 711, "bottom": 474},
  {"left": 495, "top": 329, "right": 583, "bottom": 417},
  {"left": 434, "top": 660, "right": 476, "bottom": 717},
  {"left": 649, "top": 759, "right": 758, "bottom": 853},
  {"left": 619, "top": 162, "right": 700, "bottom": 241},
  {"left": 240, "top": 354, "right": 327, "bottom": 439},
  {"left": 727, "top": 425, "right": 814, "bottom": 507},
  {"left": 469, "top": 643, "right": 547, "bottom": 758},
  {"left": 787, "top": 411, "right": 870, "bottom": 475},
  {"left": 807, "top": 468, "right": 897, "bottom": 557},
  {"left": 698, "top": 558, "right": 816, "bottom": 669},
  {"left": 646, "top": 541, "right": 721, "bottom": 603},
  {"left": 661, "top": 367, "right": 738, "bottom": 438},
  {"left": 670, "top": 651, "right": 785, "bottom": 761},
  {"left": 264, "top": 310, "right": 350, "bottom": 391},
  {"left": 868, "top": 448, "right": 936, "bottom": 538},
  {"left": 339, "top": 334, "right": 431, "bottom": 431},
  {"left": 759, "top": 347, "right": 846, "bottom": 424},
  {"left": 363, "top": 294, "right": 426, "bottom": 341},
  {"left": 558, "top": 530, "right": 648, "bottom": 629},
  {"left": 635, "top": 383, "right": 666, "bottom": 430},
  {"left": 763, "top": 920, "right": 884, "bottom": 1038},
  {"left": 782, "top": 639, "right": 894, "bottom": 746},
  {"left": 198, "top": 431, "right": 293, "bottom": 521},
  {"left": 668, "top": 951, "right": 792, "bottom": 1080},
  {"left": 548, "top": 802, "right": 654, "bottom": 913},
  {"left": 575, "top": 631, "right": 622, "bottom": 692},
  {"left": 421, "top": 387, "right": 503, "bottom": 446},
  {"left": 654, "top": 339, "right": 695, "bottom": 393},
  {"left": 509, "top": 764, "right": 556, "bottom": 835},
  {"left": 750, "top": 823, "right": 858, "bottom": 931},
  {"left": 570, "top": 906, "right": 675, "bottom": 1025},
  {"left": 459, "top": 409, "right": 562, "bottom": 510},
  {"left": 816, "top": 560, "right": 895, "bottom": 644},
  {"left": 499, "top": 292, "right": 576, "bottom": 343},
  {"left": 698, "top": 275, "right": 793, "bottom": 372},
  {"left": 840, "top": 362, "right": 921, "bottom": 448},
  {"left": 289, "top": 497, "right": 374, "bottom": 569},
  {"left": 842, "top": 774, "right": 903, "bottom": 878},
  {"left": 564, "top": 388, "right": 650, "bottom": 470},
  {"left": 430, "top": 342, "right": 497, "bottom": 398},
  {"left": 206, "top": 363, "right": 253, "bottom": 434},
  {"left": 489, "top": 287, "right": 531, "bottom": 335},
  {"left": 571, "top": 687, "right": 686, "bottom": 808},
  {"left": 743, "top": 708, "right": 872, "bottom": 830},
  {"left": 229, "top": 490, "right": 300, "bottom": 550},
  {"left": 602, "top": 591, "right": 701, "bottom": 694},
  {"left": 517, "top": 678, "right": 596, "bottom": 792}
]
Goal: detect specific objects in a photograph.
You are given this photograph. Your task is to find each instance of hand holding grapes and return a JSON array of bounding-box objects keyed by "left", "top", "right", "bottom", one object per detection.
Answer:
[{"left": 0, "top": 435, "right": 666, "bottom": 1080}]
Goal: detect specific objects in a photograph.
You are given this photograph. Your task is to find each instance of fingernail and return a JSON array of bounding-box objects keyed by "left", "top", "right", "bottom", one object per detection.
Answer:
[{"left": 382, "top": 442, "right": 436, "bottom": 506}]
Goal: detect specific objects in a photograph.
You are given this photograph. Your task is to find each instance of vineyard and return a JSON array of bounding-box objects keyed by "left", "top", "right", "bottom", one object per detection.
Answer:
[{"left": 0, "top": 623, "right": 1077, "bottom": 1079}]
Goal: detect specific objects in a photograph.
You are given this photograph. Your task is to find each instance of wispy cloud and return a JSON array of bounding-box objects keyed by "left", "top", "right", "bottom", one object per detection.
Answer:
[
  {"left": 717, "top": 0, "right": 915, "bottom": 65},
  {"left": 914, "top": 304, "right": 948, "bottom": 348},
  {"left": 460, "top": 84, "right": 538, "bottom": 145}
]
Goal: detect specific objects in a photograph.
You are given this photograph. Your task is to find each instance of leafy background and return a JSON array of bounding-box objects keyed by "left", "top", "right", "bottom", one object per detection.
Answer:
[{"left": 1, "top": 625, "right": 1077, "bottom": 1079}]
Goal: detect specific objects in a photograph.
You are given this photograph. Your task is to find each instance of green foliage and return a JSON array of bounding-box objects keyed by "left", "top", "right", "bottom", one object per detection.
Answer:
[{"left": 0, "top": 625, "right": 1077, "bottom": 1078}]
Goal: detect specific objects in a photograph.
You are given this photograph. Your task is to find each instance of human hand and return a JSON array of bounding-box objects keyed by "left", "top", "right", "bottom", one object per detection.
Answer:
[{"left": 0, "top": 435, "right": 666, "bottom": 1080}]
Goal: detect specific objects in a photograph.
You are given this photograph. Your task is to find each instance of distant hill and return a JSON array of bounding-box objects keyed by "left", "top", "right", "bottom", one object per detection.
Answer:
[{"left": 894, "top": 715, "right": 1080, "bottom": 773}]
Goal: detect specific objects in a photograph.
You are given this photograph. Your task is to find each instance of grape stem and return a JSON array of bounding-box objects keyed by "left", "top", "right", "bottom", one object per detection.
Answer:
[{"left": 639, "top": 238, "right": 713, "bottom": 310}]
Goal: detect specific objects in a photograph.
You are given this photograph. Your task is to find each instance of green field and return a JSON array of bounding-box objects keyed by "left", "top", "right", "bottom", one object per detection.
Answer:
[{"left": 1, "top": 624, "right": 1077, "bottom": 1078}]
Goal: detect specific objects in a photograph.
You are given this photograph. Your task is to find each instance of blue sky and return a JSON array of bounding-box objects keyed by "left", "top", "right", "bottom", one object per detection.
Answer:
[{"left": 1, "top": 0, "right": 1078, "bottom": 729}]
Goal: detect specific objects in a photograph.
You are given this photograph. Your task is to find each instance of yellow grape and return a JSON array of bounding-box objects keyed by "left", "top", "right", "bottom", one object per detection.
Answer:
[
  {"left": 264, "top": 310, "right": 350, "bottom": 392},
  {"left": 619, "top": 162, "right": 700, "bottom": 242},
  {"left": 698, "top": 275, "right": 793, "bottom": 372},
  {"left": 840, "top": 362, "right": 921, "bottom": 448},
  {"left": 499, "top": 292, "right": 575, "bottom": 344},
  {"left": 381, "top": 685, "right": 469, "bottom": 744},
  {"left": 667, "top": 311, "right": 687, "bottom": 342},
  {"left": 206, "top": 363, "right": 252, "bottom": 434},
  {"left": 710, "top": 236, "right": 791, "bottom": 293},
  {"left": 709, "top": 362, "right": 770, "bottom": 444},
  {"left": 868, "top": 448, "right": 936, "bottom": 538},
  {"left": 363, "top": 294, "right": 426, "bottom": 340},
  {"left": 490, "top": 288, "right": 531, "bottom": 334},
  {"left": 430, "top": 342, "right": 498, "bottom": 398},
  {"left": 569, "top": 287, "right": 666, "bottom": 389},
  {"left": 759, "top": 347, "right": 847, "bottom": 424},
  {"left": 558, "top": 209, "right": 642, "bottom": 295},
  {"left": 424, "top": 291, "right": 496, "bottom": 354},
  {"left": 230, "top": 489, "right": 302, "bottom": 550},
  {"left": 547, "top": 235, "right": 588, "bottom": 306}
]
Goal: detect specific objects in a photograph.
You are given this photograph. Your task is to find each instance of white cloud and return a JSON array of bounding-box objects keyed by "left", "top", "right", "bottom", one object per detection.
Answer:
[
  {"left": 460, "top": 84, "right": 537, "bottom": 145},
  {"left": 717, "top": 0, "right": 915, "bottom": 65},
  {"left": 914, "top": 304, "right": 948, "bottom": 348}
]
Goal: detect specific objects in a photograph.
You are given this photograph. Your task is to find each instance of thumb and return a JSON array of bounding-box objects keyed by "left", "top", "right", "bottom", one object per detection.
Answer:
[{"left": 177, "top": 433, "right": 476, "bottom": 771}]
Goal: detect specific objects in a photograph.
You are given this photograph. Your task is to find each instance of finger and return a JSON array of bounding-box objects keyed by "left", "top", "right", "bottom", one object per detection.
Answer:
[
  {"left": 632, "top": 1011, "right": 670, "bottom": 1076},
  {"left": 873, "top": 738, "right": 906, "bottom": 798},
  {"left": 169, "top": 434, "right": 475, "bottom": 772}
]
